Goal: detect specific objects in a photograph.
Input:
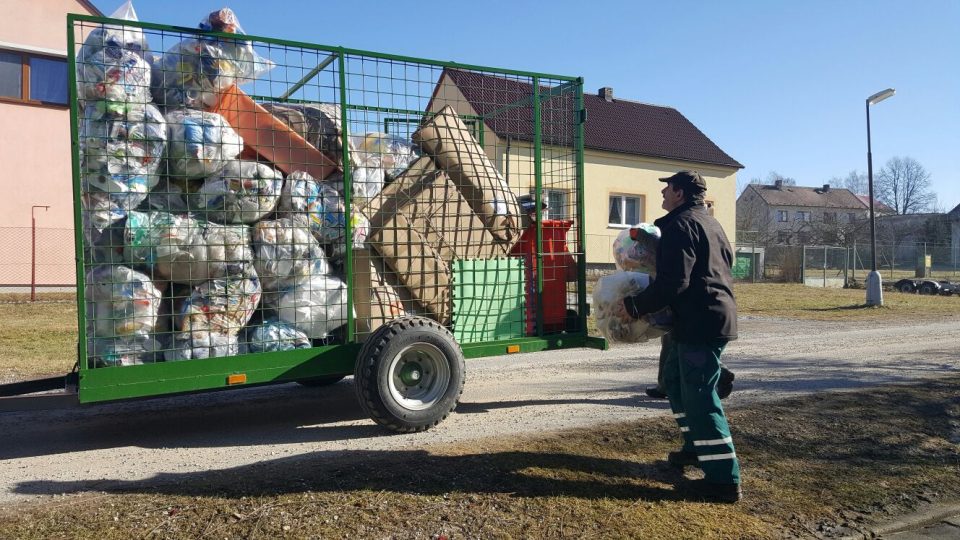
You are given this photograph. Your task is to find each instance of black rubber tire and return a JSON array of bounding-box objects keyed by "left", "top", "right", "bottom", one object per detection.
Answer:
[
  {"left": 295, "top": 375, "right": 347, "bottom": 387},
  {"left": 898, "top": 282, "right": 915, "bottom": 293},
  {"left": 354, "top": 316, "right": 465, "bottom": 433},
  {"left": 919, "top": 283, "right": 937, "bottom": 295}
]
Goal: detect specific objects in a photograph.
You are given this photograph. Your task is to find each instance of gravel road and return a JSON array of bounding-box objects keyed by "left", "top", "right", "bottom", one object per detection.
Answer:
[{"left": 1, "top": 316, "right": 957, "bottom": 505}]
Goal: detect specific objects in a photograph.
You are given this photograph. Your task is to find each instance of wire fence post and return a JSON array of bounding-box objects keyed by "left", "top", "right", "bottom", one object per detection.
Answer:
[
  {"left": 823, "top": 245, "right": 827, "bottom": 287},
  {"left": 800, "top": 244, "right": 806, "bottom": 284}
]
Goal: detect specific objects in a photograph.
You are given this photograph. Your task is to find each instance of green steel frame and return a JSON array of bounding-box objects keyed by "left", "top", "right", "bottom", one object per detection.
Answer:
[{"left": 67, "top": 13, "right": 605, "bottom": 405}]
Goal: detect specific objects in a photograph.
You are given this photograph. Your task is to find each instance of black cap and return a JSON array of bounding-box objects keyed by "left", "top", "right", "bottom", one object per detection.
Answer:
[
  {"left": 659, "top": 170, "right": 707, "bottom": 193},
  {"left": 518, "top": 194, "right": 548, "bottom": 214}
]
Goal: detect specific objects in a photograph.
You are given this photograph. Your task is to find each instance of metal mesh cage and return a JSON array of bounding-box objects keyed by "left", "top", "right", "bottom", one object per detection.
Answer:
[{"left": 69, "top": 14, "right": 586, "bottom": 391}]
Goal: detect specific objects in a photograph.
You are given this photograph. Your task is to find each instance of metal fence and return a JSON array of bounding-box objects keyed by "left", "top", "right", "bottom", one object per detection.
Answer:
[
  {"left": 0, "top": 227, "right": 77, "bottom": 288},
  {"left": 733, "top": 239, "right": 960, "bottom": 285}
]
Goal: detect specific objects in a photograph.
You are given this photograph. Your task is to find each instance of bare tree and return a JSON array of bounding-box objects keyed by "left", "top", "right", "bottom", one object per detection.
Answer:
[
  {"left": 807, "top": 212, "right": 869, "bottom": 247},
  {"left": 840, "top": 169, "right": 868, "bottom": 195},
  {"left": 765, "top": 171, "right": 797, "bottom": 186},
  {"left": 876, "top": 156, "right": 936, "bottom": 214}
]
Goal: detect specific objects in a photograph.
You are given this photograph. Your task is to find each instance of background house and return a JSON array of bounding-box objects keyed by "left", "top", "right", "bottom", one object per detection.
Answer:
[
  {"left": 428, "top": 70, "right": 742, "bottom": 266},
  {"left": 0, "top": 0, "right": 101, "bottom": 286},
  {"left": 736, "top": 181, "right": 887, "bottom": 246}
]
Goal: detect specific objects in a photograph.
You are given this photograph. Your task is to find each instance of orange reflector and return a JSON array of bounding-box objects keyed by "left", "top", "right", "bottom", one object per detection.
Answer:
[
  {"left": 506, "top": 345, "right": 521, "bottom": 354},
  {"left": 227, "top": 373, "right": 247, "bottom": 385}
]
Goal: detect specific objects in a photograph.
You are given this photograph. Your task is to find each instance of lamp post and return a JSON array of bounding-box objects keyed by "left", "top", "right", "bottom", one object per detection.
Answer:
[
  {"left": 865, "top": 88, "right": 895, "bottom": 306},
  {"left": 31, "top": 205, "right": 50, "bottom": 302}
]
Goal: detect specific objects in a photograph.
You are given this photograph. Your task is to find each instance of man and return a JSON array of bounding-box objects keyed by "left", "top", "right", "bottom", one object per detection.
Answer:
[
  {"left": 623, "top": 170, "right": 741, "bottom": 503},
  {"left": 646, "top": 337, "right": 735, "bottom": 399}
]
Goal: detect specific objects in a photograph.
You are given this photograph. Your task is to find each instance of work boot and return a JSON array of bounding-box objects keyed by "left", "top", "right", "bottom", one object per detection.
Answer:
[
  {"left": 667, "top": 450, "right": 698, "bottom": 468},
  {"left": 683, "top": 479, "right": 742, "bottom": 504},
  {"left": 645, "top": 386, "right": 667, "bottom": 399},
  {"left": 717, "top": 368, "right": 735, "bottom": 400}
]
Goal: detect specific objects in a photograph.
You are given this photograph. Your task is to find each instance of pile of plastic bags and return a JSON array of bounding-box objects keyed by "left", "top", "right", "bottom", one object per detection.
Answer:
[
  {"left": 594, "top": 223, "right": 673, "bottom": 343},
  {"left": 75, "top": 3, "right": 422, "bottom": 365}
]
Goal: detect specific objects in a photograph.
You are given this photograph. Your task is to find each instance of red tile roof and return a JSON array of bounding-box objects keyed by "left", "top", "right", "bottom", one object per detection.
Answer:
[{"left": 440, "top": 69, "right": 742, "bottom": 169}]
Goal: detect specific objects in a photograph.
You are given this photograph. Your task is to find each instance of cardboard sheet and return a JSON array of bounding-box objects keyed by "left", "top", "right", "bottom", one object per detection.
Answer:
[{"left": 413, "top": 106, "right": 522, "bottom": 246}]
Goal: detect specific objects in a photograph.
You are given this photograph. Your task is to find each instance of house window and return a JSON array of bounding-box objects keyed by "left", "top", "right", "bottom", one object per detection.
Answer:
[
  {"left": 847, "top": 213, "right": 857, "bottom": 223},
  {"left": 797, "top": 232, "right": 811, "bottom": 244},
  {"left": 777, "top": 231, "right": 791, "bottom": 244},
  {"left": 776, "top": 210, "right": 789, "bottom": 222},
  {"left": 608, "top": 194, "right": 642, "bottom": 226},
  {"left": 795, "top": 211, "right": 811, "bottom": 222},
  {"left": 823, "top": 212, "right": 837, "bottom": 223},
  {"left": 0, "top": 49, "right": 68, "bottom": 106},
  {"left": 546, "top": 189, "right": 568, "bottom": 220}
]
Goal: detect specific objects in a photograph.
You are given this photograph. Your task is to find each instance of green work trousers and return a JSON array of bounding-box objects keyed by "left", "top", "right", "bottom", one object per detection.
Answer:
[{"left": 662, "top": 338, "right": 741, "bottom": 484}]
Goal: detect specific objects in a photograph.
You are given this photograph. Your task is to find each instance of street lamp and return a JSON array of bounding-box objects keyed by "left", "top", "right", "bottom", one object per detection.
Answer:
[
  {"left": 865, "top": 88, "right": 895, "bottom": 306},
  {"left": 31, "top": 205, "right": 50, "bottom": 302}
]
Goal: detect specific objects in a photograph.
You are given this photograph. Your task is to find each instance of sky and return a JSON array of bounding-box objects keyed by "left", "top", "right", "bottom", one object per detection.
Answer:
[{"left": 94, "top": 0, "right": 960, "bottom": 210}]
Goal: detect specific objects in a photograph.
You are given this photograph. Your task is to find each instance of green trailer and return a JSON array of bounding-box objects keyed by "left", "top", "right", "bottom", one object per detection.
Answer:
[{"left": 0, "top": 12, "right": 606, "bottom": 430}]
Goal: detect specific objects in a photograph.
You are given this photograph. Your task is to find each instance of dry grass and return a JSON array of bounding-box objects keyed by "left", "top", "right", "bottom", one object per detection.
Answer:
[
  {"left": 0, "top": 377, "right": 957, "bottom": 539},
  {"left": 734, "top": 282, "right": 960, "bottom": 321},
  {"left": 0, "top": 296, "right": 77, "bottom": 380}
]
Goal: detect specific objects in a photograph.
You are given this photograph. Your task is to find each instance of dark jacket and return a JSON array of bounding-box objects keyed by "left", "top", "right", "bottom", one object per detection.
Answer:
[{"left": 623, "top": 201, "right": 738, "bottom": 344}]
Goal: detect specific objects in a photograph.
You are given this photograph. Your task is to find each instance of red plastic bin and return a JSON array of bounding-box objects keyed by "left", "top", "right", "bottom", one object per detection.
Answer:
[{"left": 509, "top": 219, "right": 577, "bottom": 335}]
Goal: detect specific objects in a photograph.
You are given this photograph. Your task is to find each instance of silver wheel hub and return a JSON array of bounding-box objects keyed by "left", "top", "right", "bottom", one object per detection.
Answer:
[{"left": 387, "top": 342, "right": 450, "bottom": 411}]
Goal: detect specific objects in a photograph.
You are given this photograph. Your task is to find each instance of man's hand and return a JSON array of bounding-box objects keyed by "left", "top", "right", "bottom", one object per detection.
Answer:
[{"left": 620, "top": 296, "right": 642, "bottom": 320}]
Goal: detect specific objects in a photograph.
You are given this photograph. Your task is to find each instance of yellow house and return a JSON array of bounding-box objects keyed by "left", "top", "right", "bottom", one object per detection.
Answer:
[{"left": 427, "top": 69, "right": 743, "bottom": 265}]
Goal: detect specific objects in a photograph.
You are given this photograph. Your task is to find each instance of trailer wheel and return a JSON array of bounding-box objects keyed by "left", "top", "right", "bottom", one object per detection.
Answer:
[
  {"left": 919, "top": 282, "right": 938, "bottom": 295},
  {"left": 296, "top": 375, "right": 346, "bottom": 387},
  {"left": 354, "top": 316, "right": 465, "bottom": 433},
  {"left": 898, "top": 281, "right": 915, "bottom": 293}
]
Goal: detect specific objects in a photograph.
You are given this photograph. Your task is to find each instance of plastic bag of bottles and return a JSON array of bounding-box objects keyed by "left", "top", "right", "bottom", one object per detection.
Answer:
[
  {"left": 88, "top": 335, "right": 159, "bottom": 367},
  {"left": 77, "top": 1, "right": 150, "bottom": 65},
  {"left": 592, "top": 271, "right": 670, "bottom": 343},
  {"left": 164, "top": 109, "right": 243, "bottom": 179},
  {"left": 85, "top": 264, "right": 162, "bottom": 338},
  {"left": 150, "top": 8, "right": 274, "bottom": 109},
  {"left": 612, "top": 223, "right": 660, "bottom": 275},
  {"left": 273, "top": 273, "right": 350, "bottom": 340},
  {"left": 189, "top": 160, "right": 283, "bottom": 223},
  {"left": 172, "top": 271, "right": 261, "bottom": 337},
  {"left": 80, "top": 102, "right": 167, "bottom": 229},
  {"left": 252, "top": 217, "right": 331, "bottom": 294},
  {"left": 351, "top": 132, "right": 420, "bottom": 180},
  {"left": 77, "top": 48, "right": 152, "bottom": 106},
  {"left": 240, "top": 319, "right": 312, "bottom": 354},
  {"left": 124, "top": 211, "right": 252, "bottom": 283},
  {"left": 277, "top": 171, "right": 367, "bottom": 261},
  {"left": 165, "top": 331, "right": 239, "bottom": 361}
]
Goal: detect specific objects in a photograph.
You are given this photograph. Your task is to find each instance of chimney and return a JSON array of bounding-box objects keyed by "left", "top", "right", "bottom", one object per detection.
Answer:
[
  {"left": 599, "top": 87, "right": 613, "bottom": 102},
  {"left": 774, "top": 179, "right": 784, "bottom": 189},
  {"left": 822, "top": 184, "right": 830, "bottom": 192}
]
